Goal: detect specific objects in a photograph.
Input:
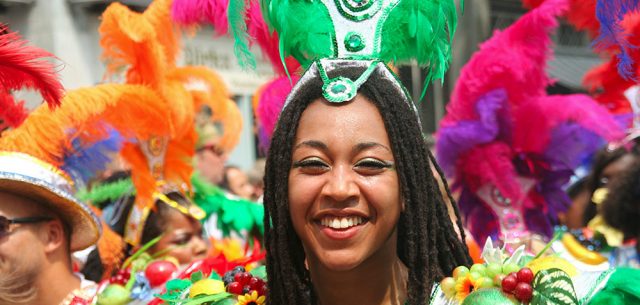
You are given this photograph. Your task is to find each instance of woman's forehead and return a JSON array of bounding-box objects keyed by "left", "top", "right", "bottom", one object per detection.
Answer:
[{"left": 294, "top": 95, "right": 391, "bottom": 146}]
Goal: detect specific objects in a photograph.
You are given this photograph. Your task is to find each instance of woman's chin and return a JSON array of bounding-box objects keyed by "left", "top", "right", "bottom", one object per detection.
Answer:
[{"left": 315, "top": 251, "right": 365, "bottom": 272}]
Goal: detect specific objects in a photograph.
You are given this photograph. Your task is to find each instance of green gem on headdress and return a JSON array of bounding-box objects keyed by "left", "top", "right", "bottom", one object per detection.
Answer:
[
  {"left": 345, "top": 32, "right": 366, "bottom": 52},
  {"left": 318, "top": 60, "right": 378, "bottom": 103}
]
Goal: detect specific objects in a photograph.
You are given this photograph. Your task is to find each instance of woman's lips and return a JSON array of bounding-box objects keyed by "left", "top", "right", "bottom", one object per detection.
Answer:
[{"left": 316, "top": 215, "right": 368, "bottom": 240}]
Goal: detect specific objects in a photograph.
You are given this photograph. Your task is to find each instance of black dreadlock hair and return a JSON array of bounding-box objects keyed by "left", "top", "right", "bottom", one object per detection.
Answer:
[
  {"left": 582, "top": 146, "right": 638, "bottom": 226},
  {"left": 601, "top": 158, "right": 640, "bottom": 254},
  {"left": 263, "top": 64, "right": 472, "bottom": 305}
]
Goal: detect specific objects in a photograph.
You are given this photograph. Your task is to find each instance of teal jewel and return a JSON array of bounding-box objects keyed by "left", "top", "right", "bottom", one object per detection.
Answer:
[
  {"left": 323, "top": 77, "right": 357, "bottom": 103},
  {"left": 345, "top": 32, "right": 365, "bottom": 52}
]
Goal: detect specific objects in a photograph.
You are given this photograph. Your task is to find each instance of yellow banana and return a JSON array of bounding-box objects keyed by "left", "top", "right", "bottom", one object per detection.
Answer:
[{"left": 561, "top": 233, "right": 607, "bottom": 265}]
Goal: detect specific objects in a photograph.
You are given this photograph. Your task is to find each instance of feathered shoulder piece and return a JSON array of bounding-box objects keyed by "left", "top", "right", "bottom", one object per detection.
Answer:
[
  {"left": 437, "top": 0, "right": 624, "bottom": 245},
  {"left": 594, "top": 0, "right": 640, "bottom": 79},
  {"left": 0, "top": 23, "right": 64, "bottom": 130},
  {"left": 443, "top": 0, "right": 565, "bottom": 124}
]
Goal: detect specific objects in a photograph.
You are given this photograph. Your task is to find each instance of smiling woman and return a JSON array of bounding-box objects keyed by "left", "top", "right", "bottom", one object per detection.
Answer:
[{"left": 262, "top": 64, "right": 472, "bottom": 305}]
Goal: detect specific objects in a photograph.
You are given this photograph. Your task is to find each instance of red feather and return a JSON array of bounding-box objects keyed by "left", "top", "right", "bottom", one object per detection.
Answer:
[
  {"left": 0, "top": 24, "right": 63, "bottom": 108},
  {"left": 0, "top": 90, "right": 28, "bottom": 130}
]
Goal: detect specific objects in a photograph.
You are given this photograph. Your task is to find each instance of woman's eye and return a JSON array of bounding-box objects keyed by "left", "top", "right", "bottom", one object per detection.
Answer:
[
  {"left": 172, "top": 235, "right": 192, "bottom": 246},
  {"left": 354, "top": 159, "right": 394, "bottom": 173},
  {"left": 292, "top": 158, "right": 330, "bottom": 173}
]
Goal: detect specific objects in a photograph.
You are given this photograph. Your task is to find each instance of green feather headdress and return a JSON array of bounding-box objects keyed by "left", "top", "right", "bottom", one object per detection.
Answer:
[{"left": 231, "top": 0, "right": 461, "bottom": 103}]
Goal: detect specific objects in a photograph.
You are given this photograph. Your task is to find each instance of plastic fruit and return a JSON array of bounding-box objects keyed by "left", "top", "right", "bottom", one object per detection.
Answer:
[
  {"left": 476, "top": 277, "right": 495, "bottom": 289},
  {"left": 526, "top": 255, "right": 578, "bottom": 277},
  {"left": 97, "top": 284, "right": 130, "bottom": 305},
  {"left": 227, "top": 282, "right": 243, "bottom": 295},
  {"left": 144, "top": 260, "right": 178, "bottom": 287},
  {"left": 493, "top": 274, "right": 506, "bottom": 286},
  {"left": 189, "top": 279, "right": 225, "bottom": 298},
  {"left": 255, "top": 284, "right": 267, "bottom": 296},
  {"left": 502, "top": 263, "right": 520, "bottom": 275},
  {"left": 501, "top": 275, "right": 518, "bottom": 293},
  {"left": 561, "top": 233, "right": 607, "bottom": 265},
  {"left": 234, "top": 272, "right": 251, "bottom": 285},
  {"left": 453, "top": 266, "right": 470, "bottom": 279},
  {"left": 440, "top": 277, "right": 456, "bottom": 297},
  {"left": 469, "top": 271, "right": 483, "bottom": 282},
  {"left": 470, "top": 264, "right": 487, "bottom": 276},
  {"left": 516, "top": 268, "right": 534, "bottom": 284},
  {"left": 486, "top": 263, "right": 503, "bottom": 278},
  {"left": 461, "top": 288, "right": 519, "bottom": 305},
  {"left": 514, "top": 282, "right": 533, "bottom": 303}
]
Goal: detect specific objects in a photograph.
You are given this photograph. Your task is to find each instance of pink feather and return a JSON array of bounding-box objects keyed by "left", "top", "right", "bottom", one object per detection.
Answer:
[
  {"left": 245, "top": 0, "right": 300, "bottom": 75},
  {"left": 442, "top": 0, "right": 568, "bottom": 126},
  {"left": 458, "top": 143, "right": 522, "bottom": 201},
  {"left": 0, "top": 24, "right": 63, "bottom": 108},
  {"left": 257, "top": 75, "right": 299, "bottom": 141},
  {"left": 171, "top": 0, "right": 230, "bottom": 35},
  {"left": 513, "top": 94, "right": 625, "bottom": 154}
]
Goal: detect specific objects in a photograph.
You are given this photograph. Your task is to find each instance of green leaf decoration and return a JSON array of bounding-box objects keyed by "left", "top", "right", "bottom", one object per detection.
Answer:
[
  {"left": 531, "top": 268, "right": 578, "bottom": 305},
  {"left": 249, "top": 265, "right": 267, "bottom": 280},
  {"left": 190, "top": 271, "right": 204, "bottom": 283},
  {"left": 181, "top": 293, "right": 232, "bottom": 305},
  {"left": 208, "top": 270, "right": 222, "bottom": 280}
]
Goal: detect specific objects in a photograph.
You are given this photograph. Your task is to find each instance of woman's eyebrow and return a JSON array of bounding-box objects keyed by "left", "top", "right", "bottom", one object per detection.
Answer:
[
  {"left": 293, "top": 140, "right": 329, "bottom": 152},
  {"left": 353, "top": 142, "right": 391, "bottom": 153}
]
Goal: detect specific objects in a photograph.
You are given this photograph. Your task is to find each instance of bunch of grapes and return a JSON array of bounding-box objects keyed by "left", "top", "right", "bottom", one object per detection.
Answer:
[
  {"left": 440, "top": 262, "right": 523, "bottom": 299},
  {"left": 109, "top": 269, "right": 131, "bottom": 285},
  {"left": 222, "top": 266, "right": 267, "bottom": 297},
  {"left": 501, "top": 267, "right": 534, "bottom": 303}
]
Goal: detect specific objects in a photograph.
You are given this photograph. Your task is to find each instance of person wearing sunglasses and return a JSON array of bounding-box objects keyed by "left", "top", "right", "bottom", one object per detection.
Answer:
[
  {"left": 0, "top": 153, "right": 102, "bottom": 305},
  {"left": 195, "top": 122, "right": 229, "bottom": 186}
]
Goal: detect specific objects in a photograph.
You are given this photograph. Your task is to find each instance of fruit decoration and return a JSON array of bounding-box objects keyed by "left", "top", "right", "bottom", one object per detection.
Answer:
[
  {"left": 441, "top": 237, "right": 579, "bottom": 305},
  {"left": 155, "top": 265, "right": 268, "bottom": 305},
  {"left": 96, "top": 236, "right": 179, "bottom": 305}
]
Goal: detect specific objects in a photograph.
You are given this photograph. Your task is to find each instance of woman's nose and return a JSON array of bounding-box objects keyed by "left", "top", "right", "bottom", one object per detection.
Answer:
[{"left": 321, "top": 164, "right": 360, "bottom": 203}]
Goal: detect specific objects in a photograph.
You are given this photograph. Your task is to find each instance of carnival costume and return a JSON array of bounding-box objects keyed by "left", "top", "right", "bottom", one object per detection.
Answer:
[
  {"left": 0, "top": 23, "right": 170, "bottom": 305},
  {"left": 436, "top": 0, "right": 623, "bottom": 247}
]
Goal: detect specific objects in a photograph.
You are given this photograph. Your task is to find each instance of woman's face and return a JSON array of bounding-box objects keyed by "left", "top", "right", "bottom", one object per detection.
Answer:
[
  {"left": 152, "top": 209, "right": 208, "bottom": 265},
  {"left": 288, "top": 95, "right": 401, "bottom": 272}
]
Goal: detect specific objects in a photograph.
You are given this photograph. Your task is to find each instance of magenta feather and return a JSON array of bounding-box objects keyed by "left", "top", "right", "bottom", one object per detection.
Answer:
[
  {"left": 171, "top": 0, "right": 230, "bottom": 35},
  {"left": 513, "top": 94, "right": 625, "bottom": 154},
  {"left": 442, "top": 0, "right": 568, "bottom": 125},
  {"left": 256, "top": 75, "right": 299, "bottom": 149}
]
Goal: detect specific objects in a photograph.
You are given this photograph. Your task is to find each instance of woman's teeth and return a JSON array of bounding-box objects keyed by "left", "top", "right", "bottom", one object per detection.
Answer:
[{"left": 320, "top": 216, "right": 365, "bottom": 229}]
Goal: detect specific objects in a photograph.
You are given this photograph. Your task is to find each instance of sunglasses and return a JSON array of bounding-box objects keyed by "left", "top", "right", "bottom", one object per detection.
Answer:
[
  {"left": 197, "top": 144, "right": 225, "bottom": 157},
  {"left": 0, "top": 215, "right": 54, "bottom": 236}
]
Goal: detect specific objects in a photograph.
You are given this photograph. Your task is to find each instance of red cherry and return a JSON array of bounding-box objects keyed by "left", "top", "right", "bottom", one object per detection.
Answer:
[
  {"left": 255, "top": 284, "right": 267, "bottom": 296},
  {"left": 514, "top": 282, "right": 533, "bottom": 303},
  {"left": 234, "top": 272, "right": 252, "bottom": 285},
  {"left": 144, "top": 261, "right": 178, "bottom": 287},
  {"left": 227, "top": 282, "right": 243, "bottom": 295},
  {"left": 249, "top": 277, "right": 265, "bottom": 290},
  {"left": 517, "top": 268, "right": 534, "bottom": 284},
  {"left": 501, "top": 275, "right": 518, "bottom": 293}
]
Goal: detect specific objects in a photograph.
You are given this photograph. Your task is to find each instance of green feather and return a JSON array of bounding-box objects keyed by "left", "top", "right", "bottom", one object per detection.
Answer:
[
  {"left": 262, "top": 0, "right": 335, "bottom": 68},
  {"left": 77, "top": 178, "right": 134, "bottom": 207},
  {"left": 229, "top": 0, "right": 257, "bottom": 69},
  {"left": 381, "top": 0, "right": 459, "bottom": 89},
  {"left": 191, "top": 174, "right": 264, "bottom": 237}
]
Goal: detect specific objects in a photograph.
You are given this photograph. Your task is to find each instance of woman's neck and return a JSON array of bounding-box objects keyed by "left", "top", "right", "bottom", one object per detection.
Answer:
[{"left": 308, "top": 251, "right": 408, "bottom": 305}]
